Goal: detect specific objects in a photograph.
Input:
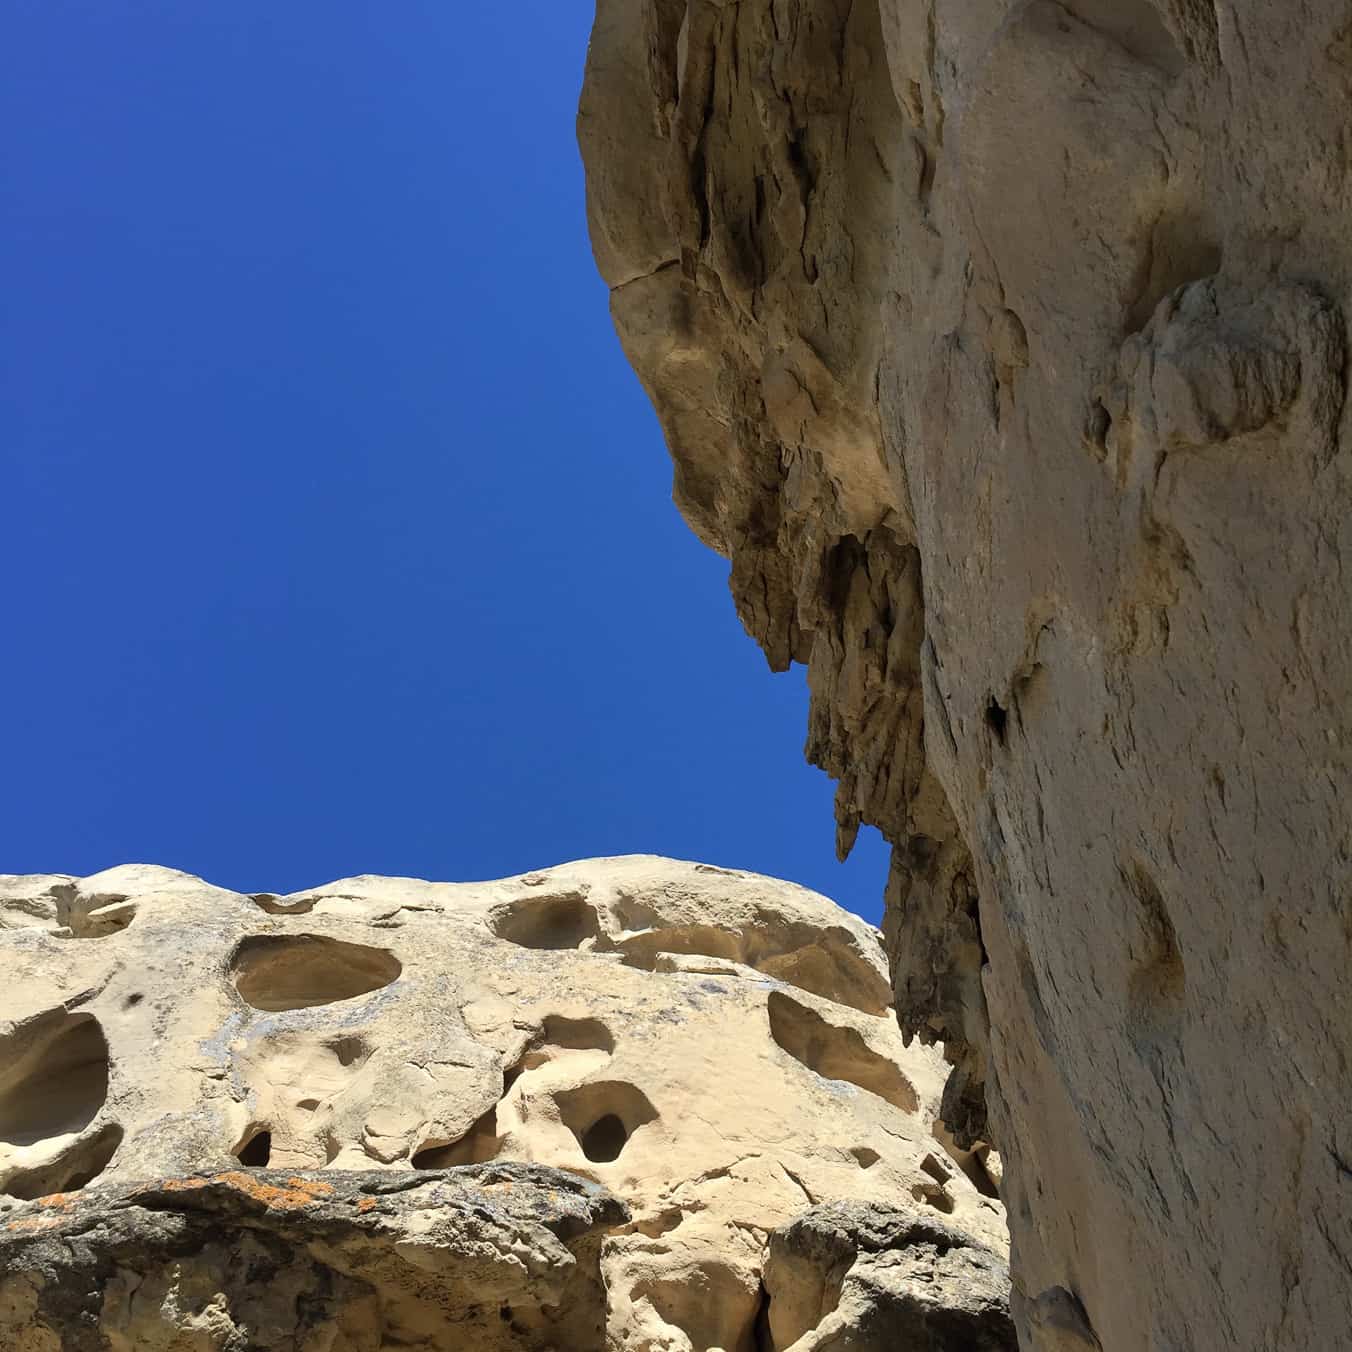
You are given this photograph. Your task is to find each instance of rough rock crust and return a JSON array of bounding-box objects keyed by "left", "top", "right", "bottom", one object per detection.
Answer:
[
  {"left": 579, "top": 4, "right": 1352, "bottom": 1348},
  {"left": 0, "top": 857, "right": 1011, "bottom": 1349},
  {"left": 764, "top": 1201, "right": 1018, "bottom": 1350},
  {"left": 0, "top": 1164, "right": 624, "bottom": 1352}
]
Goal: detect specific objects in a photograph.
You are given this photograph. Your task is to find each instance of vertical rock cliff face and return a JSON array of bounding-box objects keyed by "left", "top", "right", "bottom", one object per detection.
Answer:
[{"left": 579, "top": 5, "right": 1352, "bottom": 1348}]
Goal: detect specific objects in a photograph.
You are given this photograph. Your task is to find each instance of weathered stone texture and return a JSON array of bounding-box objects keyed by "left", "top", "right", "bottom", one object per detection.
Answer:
[
  {"left": 764, "top": 1200, "right": 1017, "bottom": 1350},
  {"left": 579, "top": 4, "right": 1352, "bottom": 1348},
  {"left": 1, "top": 1165, "right": 624, "bottom": 1352},
  {"left": 0, "top": 857, "right": 1011, "bottom": 1349}
]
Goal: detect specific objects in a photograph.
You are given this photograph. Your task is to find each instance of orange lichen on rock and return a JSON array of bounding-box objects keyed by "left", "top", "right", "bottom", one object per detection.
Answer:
[
  {"left": 145, "top": 1172, "right": 336, "bottom": 1211},
  {"left": 216, "top": 1171, "right": 333, "bottom": 1210},
  {"left": 34, "top": 1192, "right": 80, "bottom": 1211},
  {"left": 4, "top": 1215, "right": 61, "bottom": 1235},
  {"left": 153, "top": 1176, "right": 210, "bottom": 1194}
]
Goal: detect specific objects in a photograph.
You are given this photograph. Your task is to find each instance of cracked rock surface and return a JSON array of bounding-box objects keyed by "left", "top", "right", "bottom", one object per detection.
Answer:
[
  {"left": 579, "top": 3, "right": 1352, "bottom": 1348},
  {"left": 0, "top": 856, "right": 1011, "bottom": 1349}
]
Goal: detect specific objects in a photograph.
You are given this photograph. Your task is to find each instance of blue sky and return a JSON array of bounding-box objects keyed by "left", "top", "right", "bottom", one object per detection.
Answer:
[{"left": 1, "top": 2, "right": 888, "bottom": 923}]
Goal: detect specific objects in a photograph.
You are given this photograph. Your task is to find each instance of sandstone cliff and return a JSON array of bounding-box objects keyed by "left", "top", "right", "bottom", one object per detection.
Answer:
[
  {"left": 579, "top": 5, "right": 1352, "bottom": 1348},
  {"left": 0, "top": 858, "right": 1013, "bottom": 1349}
]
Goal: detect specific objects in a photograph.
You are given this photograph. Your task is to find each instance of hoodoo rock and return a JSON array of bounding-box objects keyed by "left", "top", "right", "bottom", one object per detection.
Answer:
[
  {"left": 0, "top": 857, "right": 1013, "bottom": 1350},
  {"left": 579, "top": 3, "right": 1352, "bottom": 1348}
]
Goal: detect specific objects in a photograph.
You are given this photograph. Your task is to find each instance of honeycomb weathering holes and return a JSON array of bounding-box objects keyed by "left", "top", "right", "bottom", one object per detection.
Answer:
[
  {"left": 752, "top": 925, "right": 892, "bottom": 1015},
  {"left": 3, "top": 1124, "right": 123, "bottom": 1200},
  {"left": 496, "top": 887, "right": 889, "bottom": 1016},
  {"left": 0, "top": 1010, "right": 110, "bottom": 1148},
  {"left": 412, "top": 1105, "right": 502, "bottom": 1169},
  {"left": 49, "top": 884, "right": 137, "bottom": 939},
  {"left": 614, "top": 918, "right": 891, "bottom": 1016},
  {"left": 0, "top": 1010, "right": 117, "bottom": 1198},
  {"left": 412, "top": 1015, "right": 616, "bottom": 1168},
  {"left": 766, "top": 991, "right": 919, "bottom": 1114},
  {"left": 327, "top": 1035, "right": 370, "bottom": 1068},
  {"left": 554, "top": 1081, "right": 658, "bottom": 1164},
  {"left": 488, "top": 893, "right": 600, "bottom": 950},
  {"left": 230, "top": 934, "right": 402, "bottom": 1011},
  {"left": 535, "top": 1014, "right": 614, "bottom": 1055},
  {"left": 250, "top": 892, "right": 317, "bottom": 916}
]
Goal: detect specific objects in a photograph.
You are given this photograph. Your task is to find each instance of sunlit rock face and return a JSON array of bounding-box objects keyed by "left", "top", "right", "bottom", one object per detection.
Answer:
[
  {"left": 579, "top": 4, "right": 1352, "bottom": 1348},
  {"left": 0, "top": 857, "right": 1012, "bottom": 1350}
]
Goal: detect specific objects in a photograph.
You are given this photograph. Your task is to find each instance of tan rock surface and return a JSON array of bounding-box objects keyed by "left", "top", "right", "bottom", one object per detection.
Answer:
[
  {"left": 0, "top": 856, "right": 1010, "bottom": 1349},
  {"left": 579, "top": 4, "right": 1352, "bottom": 1348}
]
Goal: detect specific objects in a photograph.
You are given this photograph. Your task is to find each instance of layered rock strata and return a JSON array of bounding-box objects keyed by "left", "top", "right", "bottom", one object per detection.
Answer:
[
  {"left": 579, "top": 4, "right": 1352, "bottom": 1348},
  {"left": 0, "top": 857, "right": 1012, "bottom": 1350}
]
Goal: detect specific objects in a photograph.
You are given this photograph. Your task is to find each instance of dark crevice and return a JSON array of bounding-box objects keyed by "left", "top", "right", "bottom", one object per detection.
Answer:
[
  {"left": 1086, "top": 397, "right": 1112, "bottom": 458},
  {"left": 235, "top": 1128, "right": 272, "bottom": 1168},
  {"left": 580, "top": 1113, "right": 628, "bottom": 1163},
  {"left": 985, "top": 697, "right": 1009, "bottom": 746},
  {"left": 968, "top": 1150, "right": 1002, "bottom": 1199},
  {"left": 752, "top": 1281, "right": 774, "bottom": 1352}
]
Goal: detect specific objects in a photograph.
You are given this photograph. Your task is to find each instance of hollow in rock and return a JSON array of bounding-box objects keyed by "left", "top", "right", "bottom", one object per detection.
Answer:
[{"left": 231, "top": 935, "right": 401, "bottom": 1011}]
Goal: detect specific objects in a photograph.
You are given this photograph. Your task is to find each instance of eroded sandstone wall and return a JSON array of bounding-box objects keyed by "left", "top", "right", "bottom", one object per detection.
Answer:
[{"left": 579, "top": 5, "right": 1352, "bottom": 1348}]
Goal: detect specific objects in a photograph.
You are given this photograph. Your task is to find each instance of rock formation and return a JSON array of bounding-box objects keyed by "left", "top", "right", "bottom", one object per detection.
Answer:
[
  {"left": 578, "top": 4, "right": 1352, "bottom": 1348},
  {"left": 0, "top": 857, "right": 1013, "bottom": 1349}
]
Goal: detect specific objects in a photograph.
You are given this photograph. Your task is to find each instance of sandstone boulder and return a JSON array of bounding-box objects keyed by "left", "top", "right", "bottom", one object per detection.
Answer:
[{"left": 0, "top": 856, "right": 1009, "bottom": 1349}]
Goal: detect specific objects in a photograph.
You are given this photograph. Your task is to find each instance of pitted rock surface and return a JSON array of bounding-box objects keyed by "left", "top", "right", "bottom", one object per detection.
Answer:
[
  {"left": 579, "top": 2, "right": 1352, "bottom": 1347},
  {"left": 0, "top": 856, "right": 1010, "bottom": 1350}
]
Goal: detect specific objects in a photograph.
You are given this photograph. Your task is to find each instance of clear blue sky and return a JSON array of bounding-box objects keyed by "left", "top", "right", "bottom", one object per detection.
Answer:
[{"left": 1, "top": 2, "right": 888, "bottom": 923}]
